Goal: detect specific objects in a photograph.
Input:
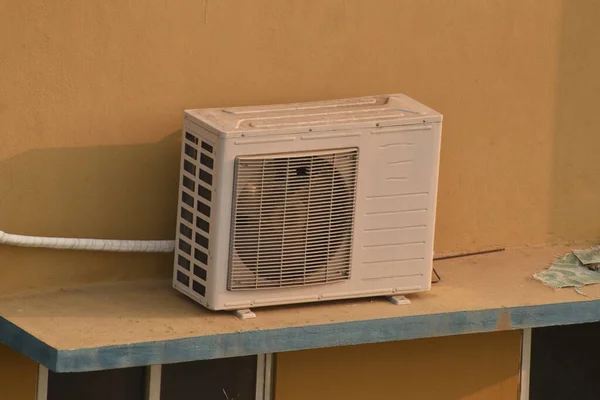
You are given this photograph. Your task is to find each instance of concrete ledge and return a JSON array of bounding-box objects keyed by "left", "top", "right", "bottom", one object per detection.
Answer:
[{"left": 1, "top": 244, "right": 598, "bottom": 372}]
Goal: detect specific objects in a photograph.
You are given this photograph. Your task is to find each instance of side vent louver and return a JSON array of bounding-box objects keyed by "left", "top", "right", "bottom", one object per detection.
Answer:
[
  {"left": 228, "top": 148, "right": 359, "bottom": 290},
  {"left": 175, "top": 131, "right": 215, "bottom": 300}
]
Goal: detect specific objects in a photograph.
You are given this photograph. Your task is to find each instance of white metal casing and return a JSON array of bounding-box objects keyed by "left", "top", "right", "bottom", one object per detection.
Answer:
[{"left": 173, "top": 94, "right": 442, "bottom": 311}]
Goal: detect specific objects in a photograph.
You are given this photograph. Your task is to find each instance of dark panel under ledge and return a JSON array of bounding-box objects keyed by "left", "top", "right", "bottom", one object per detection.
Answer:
[{"left": 1, "top": 244, "right": 600, "bottom": 373}]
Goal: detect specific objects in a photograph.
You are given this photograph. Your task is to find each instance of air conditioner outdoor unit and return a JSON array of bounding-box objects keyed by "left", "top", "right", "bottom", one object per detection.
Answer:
[{"left": 173, "top": 94, "right": 442, "bottom": 313}]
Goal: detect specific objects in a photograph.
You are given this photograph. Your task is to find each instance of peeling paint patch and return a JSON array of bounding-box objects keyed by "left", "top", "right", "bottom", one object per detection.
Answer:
[{"left": 496, "top": 309, "right": 512, "bottom": 331}]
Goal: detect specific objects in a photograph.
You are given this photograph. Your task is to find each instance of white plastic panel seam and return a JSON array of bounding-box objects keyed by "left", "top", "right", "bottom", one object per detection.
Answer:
[
  {"left": 36, "top": 365, "right": 48, "bottom": 400},
  {"left": 519, "top": 328, "right": 532, "bottom": 400}
]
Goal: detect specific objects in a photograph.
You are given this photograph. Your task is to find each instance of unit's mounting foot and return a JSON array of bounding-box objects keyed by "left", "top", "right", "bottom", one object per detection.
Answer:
[
  {"left": 234, "top": 309, "right": 256, "bottom": 319},
  {"left": 387, "top": 295, "right": 411, "bottom": 305}
]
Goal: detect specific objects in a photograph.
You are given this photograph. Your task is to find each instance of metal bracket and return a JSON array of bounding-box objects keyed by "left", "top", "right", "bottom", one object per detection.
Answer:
[
  {"left": 386, "top": 295, "right": 411, "bottom": 305},
  {"left": 234, "top": 309, "right": 256, "bottom": 319}
]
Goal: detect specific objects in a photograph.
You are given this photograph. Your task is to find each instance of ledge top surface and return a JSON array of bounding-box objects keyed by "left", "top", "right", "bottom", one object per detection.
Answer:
[{"left": 2, "top": 244, "right": 598, "bottom": 372}]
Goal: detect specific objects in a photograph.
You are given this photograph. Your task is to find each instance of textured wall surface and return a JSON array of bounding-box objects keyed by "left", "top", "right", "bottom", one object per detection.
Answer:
[
  {"left": 0, "top": 344, "right": 38, "bottom": 400},
  {"left": 2, "top": 2, "right": 598, "bottom": 397},
  {"left": 276, "top": 331, "right": 522, "bottom": 400},
  {"left": 0, "top": 0, "right": 599, "bottom": 292}
]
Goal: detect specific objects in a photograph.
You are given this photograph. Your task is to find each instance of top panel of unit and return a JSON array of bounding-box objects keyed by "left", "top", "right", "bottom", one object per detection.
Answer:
[{"left": 184, "top": 94, "right": 442, "bottom": 138}]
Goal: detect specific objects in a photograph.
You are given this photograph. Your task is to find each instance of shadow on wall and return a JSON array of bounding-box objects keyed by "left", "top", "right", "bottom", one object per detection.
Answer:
[
  {"left": 550, "top": 0, "right": 600, "bottom": 244},
  {"left": 0, "top": 132, "right": 182, "bottom": 295}
]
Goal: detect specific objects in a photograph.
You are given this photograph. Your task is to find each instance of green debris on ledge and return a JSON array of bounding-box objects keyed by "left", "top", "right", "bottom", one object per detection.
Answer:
[{"left": 534, "top": 245, "right": 600, "bottom": 291}]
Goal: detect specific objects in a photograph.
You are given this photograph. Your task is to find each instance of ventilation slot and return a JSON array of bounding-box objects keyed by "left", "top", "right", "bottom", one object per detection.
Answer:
[
  {"left": 197, "top": 201, "right": 211, "bottom": 218},
  {"left": 177, "top": 271, "right": 190, "bottom": 286},
  {"left": 196, "top": 217, "right": 210, "bottom": 233},
  {"left": 195, "top": 232, "right": 209, "bottom": 249},
  {"left": 181, "top": 207, "right": 193, "bottom": 223},
  {"left": 198, "top": 185, "right": 212, "bottom": 201},
  {"left": 185, "top": 132, "right": 199, "bottom": 144},
  {"left": 193, "top": 281, "right": 206, "bottom": 296},
  {"left": 180, "top": 224, "right": 193, "bottom": 239},
  {"left": 199, "top": 169, "right": 213, "bottom": 185},
  {"left": 178, "top": 255, "right": 191, "bottom": 271},
  {"left": 201, "top": 153, "right": 214, "bottom": 169},
  {"left": 182, "top": 192, "right": 194, "bottom": 208},
  {"left": 194, "top": 248, "right": 208, "bottom": 265},
  {"left": 228, "top": 148, "right": 359, "bottom": 290},
  {"left": 184, "top": 160, "right": 196, "bottom": 175},
  {"left": 194, "top": 265, "right": 207, "bottom": 281},
  {"left": 179, "top": 239, "right": 192, "bottom": 255},
  {"left": 201, "top": 141, "right": 213, "bottom": 153},
  {"left": 185, "top": 144, "right": 197, "bottom": 160},
  {"left": 183, "top": 176, "right": 195, "bottom": 191}
]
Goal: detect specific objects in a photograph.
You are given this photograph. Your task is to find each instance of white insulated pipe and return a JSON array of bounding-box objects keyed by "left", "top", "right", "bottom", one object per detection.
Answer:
[{"left": 0, "top": 230, "right": 175, "bottom": 253}]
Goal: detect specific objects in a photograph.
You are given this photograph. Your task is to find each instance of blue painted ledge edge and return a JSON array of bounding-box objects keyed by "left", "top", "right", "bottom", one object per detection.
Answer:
[
  {"left": 0, "top": 317, "right": 58, "bottom": 370},
  {"left": 3, "top": 300, "right": 600, "bottom": 372}
]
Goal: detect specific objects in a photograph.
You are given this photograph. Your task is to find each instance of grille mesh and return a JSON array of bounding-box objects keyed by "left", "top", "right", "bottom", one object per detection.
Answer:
[
  {"left": 175, "top": 131, "right": 214, "bottom": 299},
  {"left": 229, "top": 148, "right": 359, "bottom": 290}
]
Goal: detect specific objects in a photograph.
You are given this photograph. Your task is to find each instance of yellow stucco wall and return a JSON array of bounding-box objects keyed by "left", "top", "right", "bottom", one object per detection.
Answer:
[
  {"left": 275, "top": 331, "right": 522, "bottom": 400},
  {"left": 1, "top": 2, "right": 598, "bottom": 399},
  {"left": 1, "top": 0, "right": 599, "bottom": 294},
  {"left": 0, "top": 344, "right": 38, "bottom": 400}
]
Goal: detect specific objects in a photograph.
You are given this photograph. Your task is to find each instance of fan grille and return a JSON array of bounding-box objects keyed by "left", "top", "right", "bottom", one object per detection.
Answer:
[{"left": 228, "top": 149, "right": 359, "bottom": 290}]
